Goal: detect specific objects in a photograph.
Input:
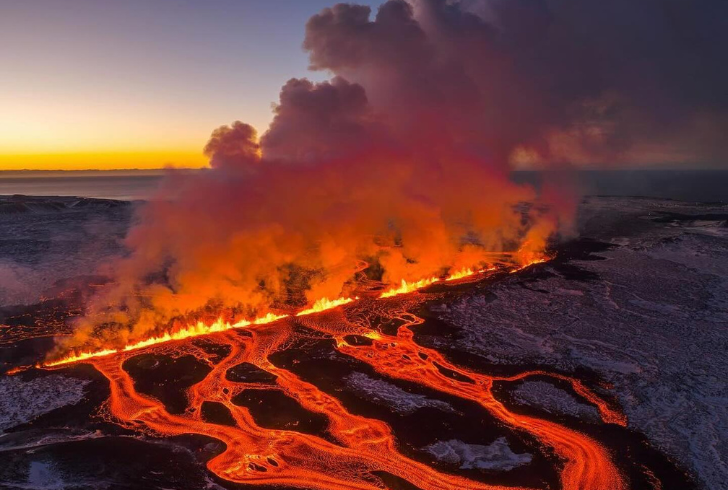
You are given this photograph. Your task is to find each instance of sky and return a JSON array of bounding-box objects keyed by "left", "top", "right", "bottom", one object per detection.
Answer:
[
  {"left": 0, "top": 0, "right": 382, "bottom": 170},
  {"left": 1, "top": 0, "right": 726, "bottom": 171}
]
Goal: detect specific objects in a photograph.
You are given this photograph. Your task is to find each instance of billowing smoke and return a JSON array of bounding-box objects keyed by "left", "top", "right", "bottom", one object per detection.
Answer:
[
  {"left": 301, "top": 0, "right": 727, "bottom": 167},
  {"left": 56, "top": 0, "right": 727, "bottom": 352}
]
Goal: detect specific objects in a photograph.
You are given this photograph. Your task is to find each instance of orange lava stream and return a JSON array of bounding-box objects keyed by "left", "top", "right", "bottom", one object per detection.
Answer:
[
  {"left": 494, "top": 370, "right": 627, "bottom": 427},
  {"left": 40, "top": 257, "right": 628, "bottom": 490},
  {"left": 334, "top": 311, "right": 626, "bottom": 490},
  {"left": 87, "top": 325, "right": 525, "bottom": 490}
]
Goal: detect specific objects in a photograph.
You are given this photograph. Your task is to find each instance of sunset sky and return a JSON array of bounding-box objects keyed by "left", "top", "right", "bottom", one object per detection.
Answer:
[
  {"left": 0, "top": 0, "right": 381, "bottom": 170},
  {"left": 2, "top": 1, "right": 726, "bottom": 171}
]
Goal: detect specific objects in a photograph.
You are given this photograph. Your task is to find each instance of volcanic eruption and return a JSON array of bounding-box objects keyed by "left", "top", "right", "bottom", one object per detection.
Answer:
[
  {"left": 35, "top": 0, "right": 728, "bottom": 488},
  {"left": 52, "top": 0, "right": 577, "bottom": 360}
]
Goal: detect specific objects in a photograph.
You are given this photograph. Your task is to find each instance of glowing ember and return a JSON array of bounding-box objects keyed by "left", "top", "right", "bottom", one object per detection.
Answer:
[
  {"left": 379, "top": 277, "right": 440, "bottom": 298},
  {"left": 296, "top": 296, "right": 356, "bottom": 316}
]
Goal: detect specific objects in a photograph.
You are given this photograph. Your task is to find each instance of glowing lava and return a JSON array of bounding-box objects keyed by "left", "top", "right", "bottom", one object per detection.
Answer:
[
  {"left": 45, "top": 257, "right": 549, "bottom": 367},
  {"left": 296, "top": 296, "right": 356, "bottom": 316},
  {"left": 379, "top": 277, "right": 440, "bottom": 298},
  {"left": 39, "top": 257, "right": 629, "bottom": 490},
  {"left": 44, "top": 312, "right": 288, "bottom": 367}
]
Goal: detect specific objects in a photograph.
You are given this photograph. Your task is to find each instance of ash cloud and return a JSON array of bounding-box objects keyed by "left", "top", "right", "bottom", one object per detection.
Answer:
[
  {"left": 56, "top": 0, "right": 728, "bottom": 354},
  {"left": 304, "top": 0, "right": 728, "bottom": 166}
]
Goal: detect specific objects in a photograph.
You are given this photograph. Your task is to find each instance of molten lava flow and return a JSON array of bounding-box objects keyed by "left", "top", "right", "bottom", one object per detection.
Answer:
[
  {"left": 494, "top": 370, "right": 627, "bottom": 427},
  {"left": 40, "top": 259, "right": 630, "bottom": 490},
  {"left": 334, "top": 310, "right": 626, "bottom": 490}
]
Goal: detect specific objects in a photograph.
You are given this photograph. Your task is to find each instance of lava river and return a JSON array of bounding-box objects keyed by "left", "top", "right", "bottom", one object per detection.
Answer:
[{"left": 45, "top": 269, "right": 626, "bottom": 490}]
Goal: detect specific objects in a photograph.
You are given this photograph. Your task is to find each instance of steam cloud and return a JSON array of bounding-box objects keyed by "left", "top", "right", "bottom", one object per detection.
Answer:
[{"left": 58, "top": 0, "right": 728, "bottom": 352}]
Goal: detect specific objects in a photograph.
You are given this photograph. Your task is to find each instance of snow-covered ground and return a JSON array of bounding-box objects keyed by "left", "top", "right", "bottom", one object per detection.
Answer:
[
  {"left": 345, "top": 372, "right": 455, "bottom": 414},
  {"left": 424, "top": 437, "right": 532, "bottom": 471},
  {"left": 0, "top": 375, "right": 89, "bottom": 431},
  {"left": 511, "top": 380, "right": 601, "bottom": 422},
  {"left": 438, "top": 197, "right": 728, "bottom": 489},
  {"left": 0, "top": 195, "right": 132, "bottom": 306}
]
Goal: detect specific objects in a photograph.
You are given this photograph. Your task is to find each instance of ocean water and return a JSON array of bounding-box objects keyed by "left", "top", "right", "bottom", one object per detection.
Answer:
[
  {"left": 0, "top": 169, "right": 726, "bottom": 202},
  {"left": 0, "top": 170, "right": 167, "bottom": 201}
]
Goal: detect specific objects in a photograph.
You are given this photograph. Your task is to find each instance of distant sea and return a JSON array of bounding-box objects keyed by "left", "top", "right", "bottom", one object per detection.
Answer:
[
  {"left": 0, "top": 170, "right": 168, "bottom": 201},
  {"left": 0, "top": 169, "right": 726, "bottom": 202}
]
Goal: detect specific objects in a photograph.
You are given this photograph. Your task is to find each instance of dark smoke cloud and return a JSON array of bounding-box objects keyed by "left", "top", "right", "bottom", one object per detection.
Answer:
[
  {"left": 56, "top": 0, "right": 727, "bottom": 354},
  {"left": 261, "top": 77, "right": 388, "bottom": 162},
  {"left": 303, "top": 0, "right": 728, "bottom": 166}
]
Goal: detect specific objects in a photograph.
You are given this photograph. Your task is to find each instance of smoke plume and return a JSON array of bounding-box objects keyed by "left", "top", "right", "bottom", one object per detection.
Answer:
[{"left": 57, "top": 0, "right": 727, "bottom": 352}]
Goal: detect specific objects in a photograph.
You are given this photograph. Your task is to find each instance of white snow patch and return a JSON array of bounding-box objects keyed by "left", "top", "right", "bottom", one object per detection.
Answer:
[
  {"left": 0, "top": 375, "right": 90, "bottom": 431},
  {"left": 345, "top": 372, "right": 454, "bottom": 414},
  {"left": 512, "top": 381, "right": 600, "bottom": 422},
  {"left": 26, "top": 461, "right": 65, "bottom": 490},
  {"left": 425, "top": 437, "right": 532, "bottom": 471}
]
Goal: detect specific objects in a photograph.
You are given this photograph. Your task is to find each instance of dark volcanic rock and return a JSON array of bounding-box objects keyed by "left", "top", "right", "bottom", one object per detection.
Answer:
[
  {"left": 226, "top": 362, "right": 277, "bottom": 384},
  {"left": 122, "top": 354, "right": 211, "bottom": 414}
]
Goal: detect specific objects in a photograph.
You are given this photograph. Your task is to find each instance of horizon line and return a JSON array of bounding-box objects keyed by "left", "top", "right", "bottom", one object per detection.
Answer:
[{"left": 0, "top": 167, "right": 726, "bottom": 173}]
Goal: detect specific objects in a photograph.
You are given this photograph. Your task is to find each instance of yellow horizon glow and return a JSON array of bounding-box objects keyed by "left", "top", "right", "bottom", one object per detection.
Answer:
[
  {"left": 0, "top": 151, "right": 210, "bottom": 171},
  {"left": 0, "top": 90, "right": 267, "bottom": 171}
]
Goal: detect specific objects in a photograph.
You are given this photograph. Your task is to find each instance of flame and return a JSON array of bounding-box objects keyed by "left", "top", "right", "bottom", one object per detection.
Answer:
[
  {"left": 44, "top": 348, "right": 119, "bottom": 367},
  {"left": 45, "top": 257, "right": 551, "bottom": 367},
  {"left": 45, "top": 312, "right": 288, "bottom": 367},
  {"left": 6, "top": 365, "right": 30, "bottom": 376},
  {"left": 47, "top": 297, "right": 361, "bottom": 367},
  {"left": 296, "top": 296, "right": 356, "bottom": 316},
  {"left": 379, "top": 277, "right": 440, "bottom": 298},
  {"left": 510, "top": 255, "right": 549, "bottom": 273},
  {"left": 445, "top": 267, "right": 476, "bottom": 281}
]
